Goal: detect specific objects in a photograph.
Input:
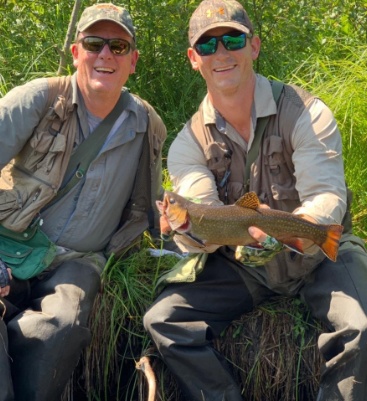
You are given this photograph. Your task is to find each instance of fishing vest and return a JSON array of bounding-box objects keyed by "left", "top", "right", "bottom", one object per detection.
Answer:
[
  {"left": 188, "top": 81, "right": 353, "bottom": 292},
  {"left": 0, "top": 76, "right": 166, "bottom": 256},
  {"left": 0, "top": 76, "right": 77, "bottom": 232}
]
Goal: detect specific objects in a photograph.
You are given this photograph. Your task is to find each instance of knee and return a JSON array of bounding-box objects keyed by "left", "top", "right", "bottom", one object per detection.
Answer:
[
  {"left": 46, "top": 260, "right": 101, "bottom": 324},
  {"left": 347, "top": 308, "right": 367, "bottom": 343},
  {"left": 143, "top": 299, "right": 179, "bottom": 343},
  {"left": 358, "top": 319, "right": 367, "bottom": 345},
  {"left": 320, "top": 313, "right": 367, "bottom": 358},
  {"left": 143, "top": 304, "right": 162, "bottom": 334}
]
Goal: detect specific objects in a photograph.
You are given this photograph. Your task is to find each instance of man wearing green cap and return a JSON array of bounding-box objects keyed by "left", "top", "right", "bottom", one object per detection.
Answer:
[
  {"left": 144, "top": 0, "right": 367, "bottom": 400},
  {"left": 0, "top": 3, "right": 166, "bottom": 400}
]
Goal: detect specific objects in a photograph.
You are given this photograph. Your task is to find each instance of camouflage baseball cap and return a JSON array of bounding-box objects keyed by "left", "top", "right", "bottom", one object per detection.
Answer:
[
  {"left": 189, "top": 0, "right": 253, "bottom": 46},
  {"left": 76, "top": 3, "right": 135, "bottom": 41}
]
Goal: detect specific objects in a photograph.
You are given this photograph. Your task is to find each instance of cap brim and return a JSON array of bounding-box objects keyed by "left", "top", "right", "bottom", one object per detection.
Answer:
[
  {"left": 190, "top": 22, "right": 251, "bottom": 46},
  {"left": 77, "top": 19, "right": 135, "bottom": 40}
]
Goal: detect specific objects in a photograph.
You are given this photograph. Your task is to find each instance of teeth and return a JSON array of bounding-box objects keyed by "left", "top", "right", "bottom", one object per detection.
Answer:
[
  {"left": 215, "top": 66, "right": 233, "bottom": 72},
  {"left": 95, "top": 67, "right": 114, "bottom": 73}
]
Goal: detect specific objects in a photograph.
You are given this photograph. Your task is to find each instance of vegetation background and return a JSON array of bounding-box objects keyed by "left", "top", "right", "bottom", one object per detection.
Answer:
[
  {"left": 1, "top": 0, "right": 366, "bottom": 232},
  {"left": 1, "top": 0, "right": 366, "bottom": 400}
]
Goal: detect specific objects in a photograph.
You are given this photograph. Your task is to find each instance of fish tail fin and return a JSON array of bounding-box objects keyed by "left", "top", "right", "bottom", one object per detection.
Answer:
[{"left": 320, "top": 224, "right": 343, "bottom": 262}]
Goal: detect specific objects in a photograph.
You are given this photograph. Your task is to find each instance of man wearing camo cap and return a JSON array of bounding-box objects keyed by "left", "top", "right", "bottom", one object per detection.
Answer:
[
  {"left": 144, "top": 1, "right": 367, "bottom": 400},
  {"left": 76, "top": 2, "right": 136, "bottom": 40},
  {"left": 0, "top": 3, "right": 166, "bottom": 400}
]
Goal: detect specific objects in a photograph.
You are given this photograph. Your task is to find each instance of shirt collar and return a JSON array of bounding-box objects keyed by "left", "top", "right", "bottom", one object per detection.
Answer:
[
  {"left": 253, "top": 74, "right": 278, "bottom": 119},
  {"left": 201, "top": 74, "right": 278, "bottom": 149},
  {"left": 72, "top": 73, "right": 147, "bottom": 142},
  {"left": 202, "top": 74, "right": 277, "bottom": 123}
]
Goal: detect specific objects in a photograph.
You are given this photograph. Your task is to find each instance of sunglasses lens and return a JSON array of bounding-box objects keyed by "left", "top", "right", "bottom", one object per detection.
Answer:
[
  {"left": 194, "top": 32, "right": 248, "bottom": 56},
  {"left": 195, "top": 37, "right": 217, "bottom": 56},
  {"left": 109, "top": 39, "right": 130, "bottom": 55},
  {"left": 80, "top": 37, "right": 131, "bottom": 55},
  {"left": 223, "top": 33, "right": 246, "bottom": 50},
  {"left": 82, "top": 37, "right": 105, "bottom": 52}
]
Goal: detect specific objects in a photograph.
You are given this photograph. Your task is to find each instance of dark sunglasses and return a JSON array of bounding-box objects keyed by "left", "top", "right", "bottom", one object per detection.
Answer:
[
  {"left": 194, "top": 31, "right": 251, "bottom": 56},
  {"left": 78, "top": 36, "right": 133, "bottom": 56}
]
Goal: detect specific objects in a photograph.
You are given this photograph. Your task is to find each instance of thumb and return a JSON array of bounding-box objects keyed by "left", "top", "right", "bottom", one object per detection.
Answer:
[{"left": 248, "top": 226, "right": 268, "bottom": 243}]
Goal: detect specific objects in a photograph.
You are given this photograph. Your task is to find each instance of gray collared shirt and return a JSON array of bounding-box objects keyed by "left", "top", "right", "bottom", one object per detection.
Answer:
[{"left": 0, "top": 73, "right": 149, "bottom": 252}]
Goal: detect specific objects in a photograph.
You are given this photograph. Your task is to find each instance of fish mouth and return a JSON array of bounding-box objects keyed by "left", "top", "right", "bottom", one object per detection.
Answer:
[
  {"left": 174, "top": 217, "right": 191, "bottom": 234},
  {"left": 160, "top": 216, "right": 191, "bottom": 242}
]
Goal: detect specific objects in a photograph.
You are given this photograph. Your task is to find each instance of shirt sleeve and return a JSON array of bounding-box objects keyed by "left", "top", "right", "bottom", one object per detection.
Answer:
[
  {"left": 167, "top": 124, "right": 222, "bottom": 253},
  {"left": 168, "top": 123, "right": 222, "bottom": 204},
  {"left": 0, "top": 78, "right": 49, "bottom": 170},
  {"left": 291, "top": 98, "right": 347, "bottom": 225}
]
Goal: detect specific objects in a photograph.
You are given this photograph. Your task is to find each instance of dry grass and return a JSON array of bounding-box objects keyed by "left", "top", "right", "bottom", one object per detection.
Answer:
[
  {"left": 135, "top": 297, "right": 322, "bottom": 401},
  {"left": 63, "top": 241, "right": 323, "bottom": 401},
  {"left": 216, "top": 298, "right": 322, "bottom": 401}
]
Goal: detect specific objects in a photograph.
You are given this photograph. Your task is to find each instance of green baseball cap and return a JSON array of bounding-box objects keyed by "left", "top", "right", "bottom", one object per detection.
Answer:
[
  {"left": 77, "top": 3, "right": 136, "bottom": 41},
  {"left": 189, "top": 0, "right": 253, "bottom": 46}
]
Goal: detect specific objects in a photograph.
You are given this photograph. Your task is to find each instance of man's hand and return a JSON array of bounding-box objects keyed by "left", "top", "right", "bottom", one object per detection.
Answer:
[
  {"left": 0, "top": 259, "right": 12, "bottom": 297},
  {"left": 235, "top": 227, "right": 284, "bottom": 267},
  {"left": 235, "top": 201, "right": 321, "bottom": 266},
  {"left": 235, "top": 203, "right": 284, "bottom": 267}
]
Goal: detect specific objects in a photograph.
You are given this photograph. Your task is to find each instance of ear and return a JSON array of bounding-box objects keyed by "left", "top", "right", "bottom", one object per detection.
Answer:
[
  {"left": 187, "top": 47, "right": 200, "bottom": 71},
  {"left": 70, "top": 43, "right": 79, "bottom": 68},
  {"left": 250, "top": 35, "right": 261, "bottom": 60},
  {"left": 129, "top": 49, "right": 140, "bottom": 74}
]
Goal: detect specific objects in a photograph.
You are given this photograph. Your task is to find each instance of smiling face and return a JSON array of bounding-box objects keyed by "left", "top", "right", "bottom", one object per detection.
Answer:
[
  {"left": 71, "top": 20, "right": 139, "bottom": 103},
  {"left": 188, "top": 27, "right": 260, "bottom": 98}
]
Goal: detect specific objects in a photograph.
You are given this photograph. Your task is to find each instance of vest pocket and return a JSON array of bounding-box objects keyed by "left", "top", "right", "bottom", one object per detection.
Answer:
[
  {"left": 263, "top": 135, "right": 298, "bottom": 201},
  {"left": 0, "top": 189, "right": 23, "bottom": 220},
  {"left": 24, "top": 132, "right": 66, "bottom": 173}
]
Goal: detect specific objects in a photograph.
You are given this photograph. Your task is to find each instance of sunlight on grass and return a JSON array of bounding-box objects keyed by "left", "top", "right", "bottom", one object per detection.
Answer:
[
  {"left": 288, "top": 44, "right": 367, "bottom": 238},
  {"left": 83, "top": 234, "right": 179, "bottom": 400}
]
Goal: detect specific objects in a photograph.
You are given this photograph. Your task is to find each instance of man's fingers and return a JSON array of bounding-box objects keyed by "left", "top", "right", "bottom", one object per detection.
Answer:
[
  {"left": 248, "top": 226, "right": 267, "bottom": 243},
  {"left": 0, "top": 285, "right": 10, "bottom": 297}
]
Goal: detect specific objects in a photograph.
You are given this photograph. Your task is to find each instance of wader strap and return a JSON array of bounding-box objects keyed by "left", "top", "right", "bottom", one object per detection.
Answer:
[{"left": 48, "top": 90, "right": 130, "bottom": 208}]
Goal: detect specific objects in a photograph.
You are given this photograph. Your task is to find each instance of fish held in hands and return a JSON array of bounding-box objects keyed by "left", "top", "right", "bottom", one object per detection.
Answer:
[{"left": 156, "top": 191, "right": 343, "bottom": 262}]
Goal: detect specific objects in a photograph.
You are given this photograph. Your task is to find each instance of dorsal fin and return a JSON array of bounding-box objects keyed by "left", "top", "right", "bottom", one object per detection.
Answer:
[{"left": 234, "top": 192, "right": 260, "bottom": 209}]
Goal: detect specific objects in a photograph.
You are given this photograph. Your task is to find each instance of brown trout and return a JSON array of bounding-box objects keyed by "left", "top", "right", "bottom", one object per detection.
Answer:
[{"left": 156, "top": 191, "right": 344, "bottom": 262}]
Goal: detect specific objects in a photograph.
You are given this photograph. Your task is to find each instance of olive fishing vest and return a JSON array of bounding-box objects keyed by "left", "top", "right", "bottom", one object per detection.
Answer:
[
  {"left": 0, "top": 76, "right": 77, "bottom": 232},
  {"left": 0, "top": 76, "right": 166, "bottom": 256},
  {"left": 188, "top": 81, "right": 352, "bottom": 292}
]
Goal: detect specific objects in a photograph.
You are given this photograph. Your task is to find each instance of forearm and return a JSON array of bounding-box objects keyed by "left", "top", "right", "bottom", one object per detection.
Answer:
[{"left": 291, "top": 98, "right": 347, "bottom": 225}]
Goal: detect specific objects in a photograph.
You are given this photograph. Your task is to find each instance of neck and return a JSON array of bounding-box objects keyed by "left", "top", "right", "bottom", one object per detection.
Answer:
[
  {"left": 82, "top": 91, "right": 121, "bottom": 119},
  {"left": 208, "top": 74, "right": 256, "bottom": 142}
]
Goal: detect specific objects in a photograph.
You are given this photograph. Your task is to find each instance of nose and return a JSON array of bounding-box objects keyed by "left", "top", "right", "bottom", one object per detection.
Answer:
[
  {"left": 98, "top": 43, "right": 113, "bottom": 58},
  {"left": 216, "top": 41, "right": 229, "bottom": 56}
]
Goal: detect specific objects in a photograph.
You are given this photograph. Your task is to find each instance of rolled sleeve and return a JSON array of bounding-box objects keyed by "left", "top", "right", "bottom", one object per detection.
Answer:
[
  {"left": 291, "top": 98, "right": 346, "bottom": 224},
  {"left": 168, "top": 124, "right": 222, "bottom": 204},
  {"left": 167, "top": 124, "right": 221, "bottom": 253}
]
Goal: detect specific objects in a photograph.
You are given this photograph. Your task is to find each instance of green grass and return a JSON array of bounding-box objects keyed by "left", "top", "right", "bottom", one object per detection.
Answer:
[
  {"left": 2, "top": 4, "right": 367, "bottom": 400},
  {"left": 288, "top": 44, "right": 367, "bottom": 238},
  {"left": 82, "top": 234, "right": 180, "bottom": 400}
]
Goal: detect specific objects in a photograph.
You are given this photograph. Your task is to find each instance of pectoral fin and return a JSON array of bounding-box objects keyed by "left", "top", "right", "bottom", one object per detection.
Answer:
[{"left": 180, "top": 232, "right": 206, "bottom": 248}]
